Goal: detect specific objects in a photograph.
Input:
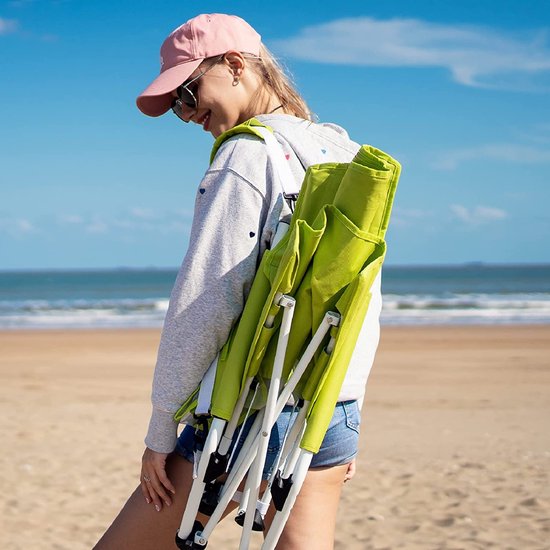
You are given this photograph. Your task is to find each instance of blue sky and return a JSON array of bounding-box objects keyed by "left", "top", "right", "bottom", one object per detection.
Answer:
[{"left": 1, "top": 0, "right": 549, "bottom": 269}]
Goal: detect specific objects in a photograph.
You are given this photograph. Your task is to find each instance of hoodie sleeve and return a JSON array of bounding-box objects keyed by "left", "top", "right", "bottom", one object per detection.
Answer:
[{"left": 145, "top": 143, "right": 269, "bottom": 453}]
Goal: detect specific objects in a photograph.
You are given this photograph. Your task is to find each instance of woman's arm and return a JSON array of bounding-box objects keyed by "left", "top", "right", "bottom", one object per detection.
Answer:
[{"left": 146, "top": 148, "right": 270, "bottom": 454}]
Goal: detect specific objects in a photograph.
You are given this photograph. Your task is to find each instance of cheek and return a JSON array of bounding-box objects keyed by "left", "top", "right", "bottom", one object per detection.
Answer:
[{"left": 210, "top": 103, "right": 240, "bottom": 129}]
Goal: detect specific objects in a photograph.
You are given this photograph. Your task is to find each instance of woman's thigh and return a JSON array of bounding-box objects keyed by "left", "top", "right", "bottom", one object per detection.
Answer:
[
  {"left": 97, "top": 399, "right": 359, "bottom": 549},
  {"left": 95, "top": 454, "right": 348, "bottom": 550},
  {"left": 94, "top": 452, "right": 231, "bottom": 550},
  {"left": 265, "top": 463, "right": 349, "bottom": 550}
]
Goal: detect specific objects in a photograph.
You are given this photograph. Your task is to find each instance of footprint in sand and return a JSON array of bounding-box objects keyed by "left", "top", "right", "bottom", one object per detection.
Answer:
[
  {"left": 433, "top": 516, "right": 455, "bottom": 527},
  {"left": 519, "top": 497, "right": 540, "bottom": 507}
]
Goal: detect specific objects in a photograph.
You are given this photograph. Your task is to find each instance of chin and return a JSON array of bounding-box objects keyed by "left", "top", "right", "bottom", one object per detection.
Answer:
[{"left": 211, "top": 123, "right": 230, "bottom": 138}]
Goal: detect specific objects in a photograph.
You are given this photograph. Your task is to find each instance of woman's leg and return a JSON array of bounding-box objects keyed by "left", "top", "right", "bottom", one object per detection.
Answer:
[
  {"left": 94, "top": 453, "right": 195, "bottom": 550},
  {"left": 265, "top": 463, "right": 349, "bottom": 550},
  {"left": 94, "top": 452, "right": 239, "bottom": 550}
]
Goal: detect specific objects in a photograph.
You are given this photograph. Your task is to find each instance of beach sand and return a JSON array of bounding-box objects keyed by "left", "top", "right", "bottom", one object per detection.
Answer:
[{"left": 1, "top": 325, "right": 549, "bottom": 549}]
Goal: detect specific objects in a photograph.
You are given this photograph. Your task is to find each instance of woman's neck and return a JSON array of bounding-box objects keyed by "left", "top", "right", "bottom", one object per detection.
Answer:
[
  {"left": 246, "top": 86, "right": 287, "bottom": 118},
  {"left": 267, "top": 104, "right": 283, "bottom": 114}
]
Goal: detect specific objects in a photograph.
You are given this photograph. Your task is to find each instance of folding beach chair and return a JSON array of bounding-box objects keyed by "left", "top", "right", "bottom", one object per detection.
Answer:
[{"left": 173, "top": 119, "right": 401, "bottom": 549}]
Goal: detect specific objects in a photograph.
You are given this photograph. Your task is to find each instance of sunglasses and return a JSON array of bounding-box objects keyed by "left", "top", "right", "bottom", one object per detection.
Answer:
[{"left": 171, "top": 55, "right": 225, "bottom": 121}]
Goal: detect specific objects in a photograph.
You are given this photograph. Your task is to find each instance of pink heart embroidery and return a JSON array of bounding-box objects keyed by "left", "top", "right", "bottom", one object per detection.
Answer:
[{"left": 285, "top": 154, "right": 290, "bottom": 160}]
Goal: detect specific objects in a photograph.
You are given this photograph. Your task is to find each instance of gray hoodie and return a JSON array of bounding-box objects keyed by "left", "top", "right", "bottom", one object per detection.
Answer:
[{"left": 146, "top": 114, "right": 381, "bottom": 453}]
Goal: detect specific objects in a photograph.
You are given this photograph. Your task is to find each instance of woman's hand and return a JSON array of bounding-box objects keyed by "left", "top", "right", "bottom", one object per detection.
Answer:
[
  {"left": 140, "top": 447, "right": 176, "bottom": 512},
  {"left": 343, "top": 458, "right": 356, "bottom": 483}
]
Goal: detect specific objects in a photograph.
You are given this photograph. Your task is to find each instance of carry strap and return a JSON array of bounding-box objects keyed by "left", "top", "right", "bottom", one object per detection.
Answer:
[
  {"left": 254, "top": 126, "right": 301, "bottom": 198},
  {"left": 211, "top": 119, "right": 301, "bottom": 205},
  {"left": 194, "top": 123, "right": 300, "bottom": 419},
  {"left": 195, "top": 355, "right": 218, "bottom": 415}
]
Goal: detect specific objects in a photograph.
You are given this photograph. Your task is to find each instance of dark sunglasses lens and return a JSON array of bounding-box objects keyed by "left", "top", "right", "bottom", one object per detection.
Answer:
[
  {"left": 171, "top": 99, "right": 186, "bottom": 120},
  {"left": 177, "top": 85, "right": 196, "bottom": 109}
]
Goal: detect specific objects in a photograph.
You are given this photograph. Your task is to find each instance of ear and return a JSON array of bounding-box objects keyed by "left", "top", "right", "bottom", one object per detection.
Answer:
[{"left": 222, "top": 51, "right": 246, "bottom": 77}]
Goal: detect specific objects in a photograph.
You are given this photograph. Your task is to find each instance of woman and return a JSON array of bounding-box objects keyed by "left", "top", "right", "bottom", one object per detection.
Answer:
[{"left": 95, "top": 13, "right": 381, "bottom": 549}]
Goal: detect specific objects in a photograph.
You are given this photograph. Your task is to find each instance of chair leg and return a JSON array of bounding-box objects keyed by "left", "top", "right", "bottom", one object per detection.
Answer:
[
  {"left": 257, "top": 402, "right": 308, "bottom": 517},
  {"left": 176, "top": 311, "right": 340, "bottom": 548},
  {"left": 176, "top": 417, "right": 226, "bottom": 541},
  {"left": 262, "top": 451, "right": 314, "bottom": 550},
  {"left": 239, "top": 295, "right": 296, "bottom": 549},
  {"left": 197, "top": 430, "right": 261, "bottom": 543}
]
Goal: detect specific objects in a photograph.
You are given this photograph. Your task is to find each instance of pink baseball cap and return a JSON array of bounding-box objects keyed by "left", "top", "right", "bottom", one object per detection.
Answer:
[{"left": 136, "top": 13, "right": 261, "bottom": 117}]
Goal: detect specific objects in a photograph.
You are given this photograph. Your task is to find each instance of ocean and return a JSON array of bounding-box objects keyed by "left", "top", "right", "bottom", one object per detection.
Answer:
[{"left": 1, "top": 264, "right": 549, "bottom": 329}]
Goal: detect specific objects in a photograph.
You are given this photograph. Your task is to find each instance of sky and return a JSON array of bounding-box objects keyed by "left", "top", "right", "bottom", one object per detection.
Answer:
[{"left": 1, "top": 0, "right": 549, "bottom": 269}]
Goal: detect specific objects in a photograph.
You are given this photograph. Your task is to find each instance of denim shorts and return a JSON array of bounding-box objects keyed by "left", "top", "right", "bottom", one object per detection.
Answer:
[{"left": 175, "top": 400, "right": 360, "bottom": 479}]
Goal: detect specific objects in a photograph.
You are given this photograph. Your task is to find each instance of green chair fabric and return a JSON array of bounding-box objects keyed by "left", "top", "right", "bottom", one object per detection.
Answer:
[{"left": 175, "top": 118, "right": 400, "bottom": 453}]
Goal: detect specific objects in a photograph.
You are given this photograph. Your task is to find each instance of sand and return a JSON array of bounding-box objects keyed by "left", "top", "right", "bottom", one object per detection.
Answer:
[{"left": 1, "top": 325, "right": 549, "bottom": 550}]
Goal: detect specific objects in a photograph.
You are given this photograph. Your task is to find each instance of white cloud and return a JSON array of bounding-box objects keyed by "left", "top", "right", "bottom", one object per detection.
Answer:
[
  {"left": 431, "top": 143, "right": 550, "bottom": 170},
  {"left": 272, "top": 17, "right": 550, "bottom": 90},
  {"left": 451, "top": 204, "right": 507, "bottom": 225},
  {"left": 3, "top": 209, "right": 194, "bottom": 239},
  {"left": 14, "top": 219, "right": 29, "bottom": 232},
  {"left": 55, "top": 207, "right": 193, "bottom": 236},
  {"left": 15, "top": 219, "right": 36, "bottom": 233},
  {"left": 0, "top": 217, "right": 37, "bottom": 237},
  {"left": 86, "top": 217, "right": 109, "bottom": 234},
  {"left": 112, "top": 219, "right": 136, "bottom": 230},
  {"left": 58, "top": 214, "right": 84, "bottom": 225},
  {"left": 1, "top": 13, "right": 57, "bottom": 41},
  {"left": 0, "top": 17, "right": 18, "bottom": 35},
  {"left": 129, "top": 207, "right": 157, "bottom": 220}
]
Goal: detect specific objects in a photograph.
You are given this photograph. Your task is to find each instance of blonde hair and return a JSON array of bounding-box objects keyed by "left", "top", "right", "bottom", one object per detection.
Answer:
[
  {"left": 245, "top": 44, "right": 314, "bottom": 121},
  {"left": 201, "top": 45, "right": 314, "bottom": 121}
]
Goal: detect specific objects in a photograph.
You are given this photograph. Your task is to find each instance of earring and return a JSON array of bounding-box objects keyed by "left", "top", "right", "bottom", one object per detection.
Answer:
[{"left": 232, "top": 76, "right": 240, "bottom": 86}]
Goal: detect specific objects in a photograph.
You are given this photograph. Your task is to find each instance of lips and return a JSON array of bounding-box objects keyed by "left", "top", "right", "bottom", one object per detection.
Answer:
[{"left": 197, "top": 111, "right": 211, "bottom": 131}]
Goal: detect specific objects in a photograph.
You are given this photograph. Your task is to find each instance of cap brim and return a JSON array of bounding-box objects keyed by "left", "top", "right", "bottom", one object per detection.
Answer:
[{"left": 136, "top": 59, "right": 203, "bottom": 117}]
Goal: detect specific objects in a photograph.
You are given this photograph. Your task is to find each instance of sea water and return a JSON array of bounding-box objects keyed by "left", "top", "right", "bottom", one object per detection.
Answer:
[{"left": 1, "top": 264, "right": 549, "bottom": 329}]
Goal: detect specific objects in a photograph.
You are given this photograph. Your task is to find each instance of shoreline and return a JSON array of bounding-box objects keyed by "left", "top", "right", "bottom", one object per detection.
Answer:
[{"left": 1, "top": 321, "right": 549, "bottom": 334}]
